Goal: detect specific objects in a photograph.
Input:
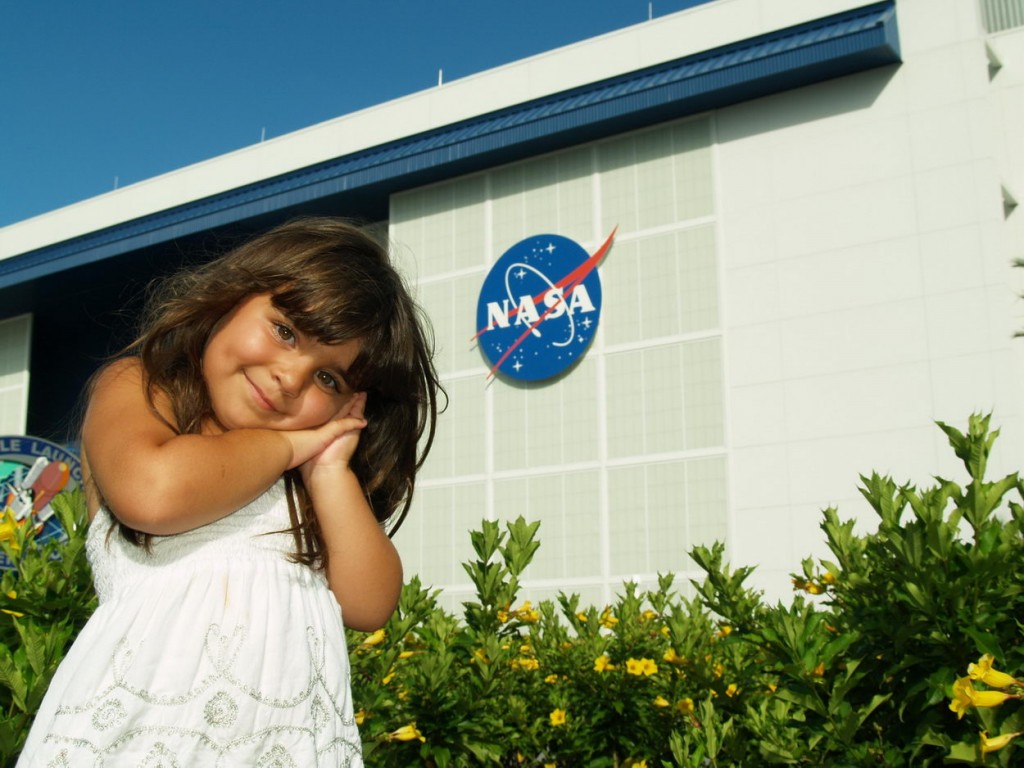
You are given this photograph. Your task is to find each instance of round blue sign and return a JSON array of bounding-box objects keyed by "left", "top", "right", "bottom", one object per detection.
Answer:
[
  {"left": 476, "top": 233, "right": 607, "bottom": 382},
  {"left": 0, "top": 436, "right": 82, "bottom": 570}
]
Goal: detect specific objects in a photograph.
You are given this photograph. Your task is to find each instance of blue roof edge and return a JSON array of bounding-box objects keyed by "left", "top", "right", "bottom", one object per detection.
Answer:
[{"left": 1, "top": 0, "right": 899, "bottom": 288}]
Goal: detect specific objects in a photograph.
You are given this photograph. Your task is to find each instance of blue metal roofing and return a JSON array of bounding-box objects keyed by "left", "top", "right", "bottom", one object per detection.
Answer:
[{"left": 1, "top": 0, "right": 899, "bottom": 288}]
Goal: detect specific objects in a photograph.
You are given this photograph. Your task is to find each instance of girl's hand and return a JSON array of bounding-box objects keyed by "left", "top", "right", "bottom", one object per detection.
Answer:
[{"left": 294, "top": 392, "right": 368, "bottom": 479}]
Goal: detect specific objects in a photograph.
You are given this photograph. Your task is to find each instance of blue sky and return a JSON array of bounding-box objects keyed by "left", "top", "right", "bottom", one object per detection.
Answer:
[{"left": 1, "top": 1, "right": 709, "bottom": 229}]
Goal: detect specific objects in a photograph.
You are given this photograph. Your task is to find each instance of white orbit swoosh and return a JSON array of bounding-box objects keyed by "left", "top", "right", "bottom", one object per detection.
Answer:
[{"left": 504, "top": 262, "right": 575, "bottom": 348}]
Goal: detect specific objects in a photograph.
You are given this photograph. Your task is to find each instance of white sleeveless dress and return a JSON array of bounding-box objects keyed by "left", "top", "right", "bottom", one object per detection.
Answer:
[{"left": 17, "top": 482, "right": 364, "bottom": 767}]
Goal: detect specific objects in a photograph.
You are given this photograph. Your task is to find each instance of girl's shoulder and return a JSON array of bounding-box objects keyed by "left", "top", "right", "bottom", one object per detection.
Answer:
[
  {"left": 93, "top": 356, "right": 143, "bottom": 388},
  {"left": 87, "top": 357, "right": 177, "bottom": 430}
]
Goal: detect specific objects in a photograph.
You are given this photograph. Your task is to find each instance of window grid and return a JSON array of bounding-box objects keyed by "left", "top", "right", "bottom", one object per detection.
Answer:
[{"left": 389, "top": 116, "right": 727, "bottom": 604}]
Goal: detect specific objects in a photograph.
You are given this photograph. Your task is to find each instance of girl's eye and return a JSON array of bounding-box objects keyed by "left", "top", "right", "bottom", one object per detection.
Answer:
[
  {"left": 275, "top": 324, "right": 295, "bottom": 343},
  {"left": 316, "top": 370, "right": 340, "bottom": 392}
]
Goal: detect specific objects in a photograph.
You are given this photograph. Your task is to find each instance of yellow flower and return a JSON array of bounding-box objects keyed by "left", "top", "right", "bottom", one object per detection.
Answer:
[
  {"left": 544, "top": 764, "right": 557, "bottom": 768},
  {"left": 626, "top": 658, "right": 657, "bottom": 676},
  {"left": 550, "top": 708, "right": 567, "bottom": 727},
  {"left": 653, "top": 696, "right": 670, "bottom": 707},
  {"left": 980, "top": 730, "right": 1021, "bottom": 756},
  {"left": 725, "top": 683, "right": 739, "bottom": 697},
  {"left": 640, "top": 609, "right": 658, "bottom": 623},
  {"left": 381, "top": 669, "right": 396, "bottom": 685},
  {"left": 575, "top": 612, "right": 588, "bottom": 623},
  {"left": 387, "top": 722, "right": 425, "bottom": 742},
  {"left": 812, "top": 662, "right": 825, "bottom": 677},
  {"left": 497, "top": 609, "right": 510, "bottom": 623},
  {"left": 950, "top": 677, "right": 1017, "bottom": 719},
  {"left": 663, "top": 648, "right": 685, "bottom": 666},
  {"left": 821, "top": 570, "right": 837, "bottom": 585},
  {"left": 398, "top": 650, "right": 416, "bottom": 660},
  {"left": 360, "top": 628, "right": 386, "bottom": 648},
  {"left": 544, "top": 674, "right": 559, "bottom": 684},
  {"left": 713, "top": 662, "right": 725, "bottom": 678},
  {"left": 805, "top": 582, "right": 825, "bottom": 595},
  {"left": 594, "top": 655, "right": 615, "bottom": 673},
  {"left": 354, "top": 710, "right": 366, "bottom": 725},
  {"left": 660, "top": 626, "right": 670, "bottom": 637},
  {"left": 473, "top": 648, "right": 490, "bottom": 664},
  {"left": 0, "top": 516, "right": 20, "bottom": 553},
  {"left": 1, "top": 587, "right": 21, "bottom": 617},
  {"left": 969, "top": 654, "right": 1020, "bottom": 689},
  {"left": 677, "top": 697, "right": 695, "bottom": 715},
  {"left": 599, "top": 608, "right": 619, "bottom": 629},
  {"left": 511, "top": 657, "right": 539, "bottom": 671},
  {"left": 717, "top": 625, "right": 733, "bottom": 638},
  {"left": 515, "top": 601, "right": 540, "bottom": 623}
]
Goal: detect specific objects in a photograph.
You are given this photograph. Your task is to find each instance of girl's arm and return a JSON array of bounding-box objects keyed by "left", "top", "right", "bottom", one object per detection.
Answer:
[
  {"left": 300, "top": 393, "right": 404, "bottom": 632},
  {"left": 83, "top": 358, "right": 360, "bottom": 533}
]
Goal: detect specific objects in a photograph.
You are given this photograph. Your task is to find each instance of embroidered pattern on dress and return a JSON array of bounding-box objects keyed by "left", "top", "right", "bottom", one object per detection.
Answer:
[
  {"left": 203, "top": 692, "right": 238, "bottom": 728},
  {"left": 26, "top": 485, "right": 361, "bottom": 767},
  {"left": 256, "top": 744, "right": 298, "bottom": 768},
  {"left": 140, "top": 742, "right": 181, "bottom": 768},
  {"left": 38, "top": 624, "right": 360, "bottom": 766},
  {"left": 91, "top": 698, "right": 127, "bottom": 731}
]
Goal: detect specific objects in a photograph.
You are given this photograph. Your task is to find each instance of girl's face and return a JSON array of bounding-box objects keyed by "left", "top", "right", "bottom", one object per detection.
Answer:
[{"left": 202, "top": 293, "right": 361, "bottom": 433}]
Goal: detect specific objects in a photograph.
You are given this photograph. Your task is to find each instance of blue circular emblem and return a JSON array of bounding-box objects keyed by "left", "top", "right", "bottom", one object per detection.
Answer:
[
  {"left": 476, "top": 234, "right": 604, "bottom": 382},
  {"left": 0, "top": 436, "right": 82, "bottom": 570}
]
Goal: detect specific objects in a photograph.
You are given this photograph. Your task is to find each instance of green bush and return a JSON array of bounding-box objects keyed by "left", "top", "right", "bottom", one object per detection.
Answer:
[
  {"left": 4, "top": 415, "right": 1024, "bottom": 765},
  {"left": 351, "top": 415, "right": 1024, "bottom": 766},
  {"left": 0, "top": 490, "right": 96, "bottom": 766}
]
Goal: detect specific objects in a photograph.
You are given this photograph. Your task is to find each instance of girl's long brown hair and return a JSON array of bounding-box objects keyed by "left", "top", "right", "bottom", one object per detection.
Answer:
[{"left": 113, "top": 217, "right": 442, "bottom": 568}]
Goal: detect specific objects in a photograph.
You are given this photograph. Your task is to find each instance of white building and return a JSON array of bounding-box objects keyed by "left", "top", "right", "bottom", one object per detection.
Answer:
[{"left": 1, "top": 0, "right": 1022, "bottom": 604}]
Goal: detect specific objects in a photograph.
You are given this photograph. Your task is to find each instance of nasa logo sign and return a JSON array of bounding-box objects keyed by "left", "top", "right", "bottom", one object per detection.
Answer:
[
  {"left": 475, "top": 230, "right": 616, "bottom": 381},
  {"left": 0, "top": 436, "right": 82, "bottom": 570}
]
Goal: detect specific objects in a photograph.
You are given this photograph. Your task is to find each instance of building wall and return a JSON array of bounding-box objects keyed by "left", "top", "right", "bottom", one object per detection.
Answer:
[
  {"left": 389, "top": 115, "right": 726, "bottom": 610},
  {"left": 388, "top": 0, "right": 1024, "bottom": 607},
  {"left": 719, "top": 0, "right": 1024, "bottom": 599}
]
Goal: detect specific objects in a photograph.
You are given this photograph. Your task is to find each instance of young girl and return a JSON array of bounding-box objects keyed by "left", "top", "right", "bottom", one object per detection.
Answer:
[{"left": 18, "top": 218, "right": 441, "bottom": 767}]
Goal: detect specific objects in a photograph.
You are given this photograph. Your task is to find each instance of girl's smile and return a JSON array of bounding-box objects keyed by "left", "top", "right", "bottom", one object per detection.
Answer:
[{"left": 202, "top": 293, "right": 362, "bottom": 432}]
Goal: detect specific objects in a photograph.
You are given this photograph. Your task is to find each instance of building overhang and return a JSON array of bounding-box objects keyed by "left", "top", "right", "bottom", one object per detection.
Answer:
[{"left": 0, "top": 0, "right": 898, "bottom": 289}]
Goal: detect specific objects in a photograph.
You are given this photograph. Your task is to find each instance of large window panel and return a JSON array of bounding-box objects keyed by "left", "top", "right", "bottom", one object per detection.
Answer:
[
  {"left": 494, "top": 470, "right": 602, "bottom": 581},
  {"left": 682, "top": 339, "right": 725, "bottom": 450},
  {"left": 598, "top": 238, "right": 643, "bottom": 347},
  {"left": 0, "top": 315, "right": 31, "bottom": 435},
  {"left": 492, "top": 148, "right": 594, "bottom": 250},
  {"left": 419, "top": 377, "right": 486, "bottom": 481},
  {"left": 671, "top": 119, "right": 715, "bottom": 221}
]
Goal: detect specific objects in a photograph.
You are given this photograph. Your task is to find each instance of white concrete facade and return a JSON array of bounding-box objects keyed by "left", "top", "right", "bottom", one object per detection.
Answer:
[
  {"left": 2, "top": 0, "right": 1022, "bottom": 605},
  {"left": 718, "top": 0, "right": 1024, "bottom": 599}
]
